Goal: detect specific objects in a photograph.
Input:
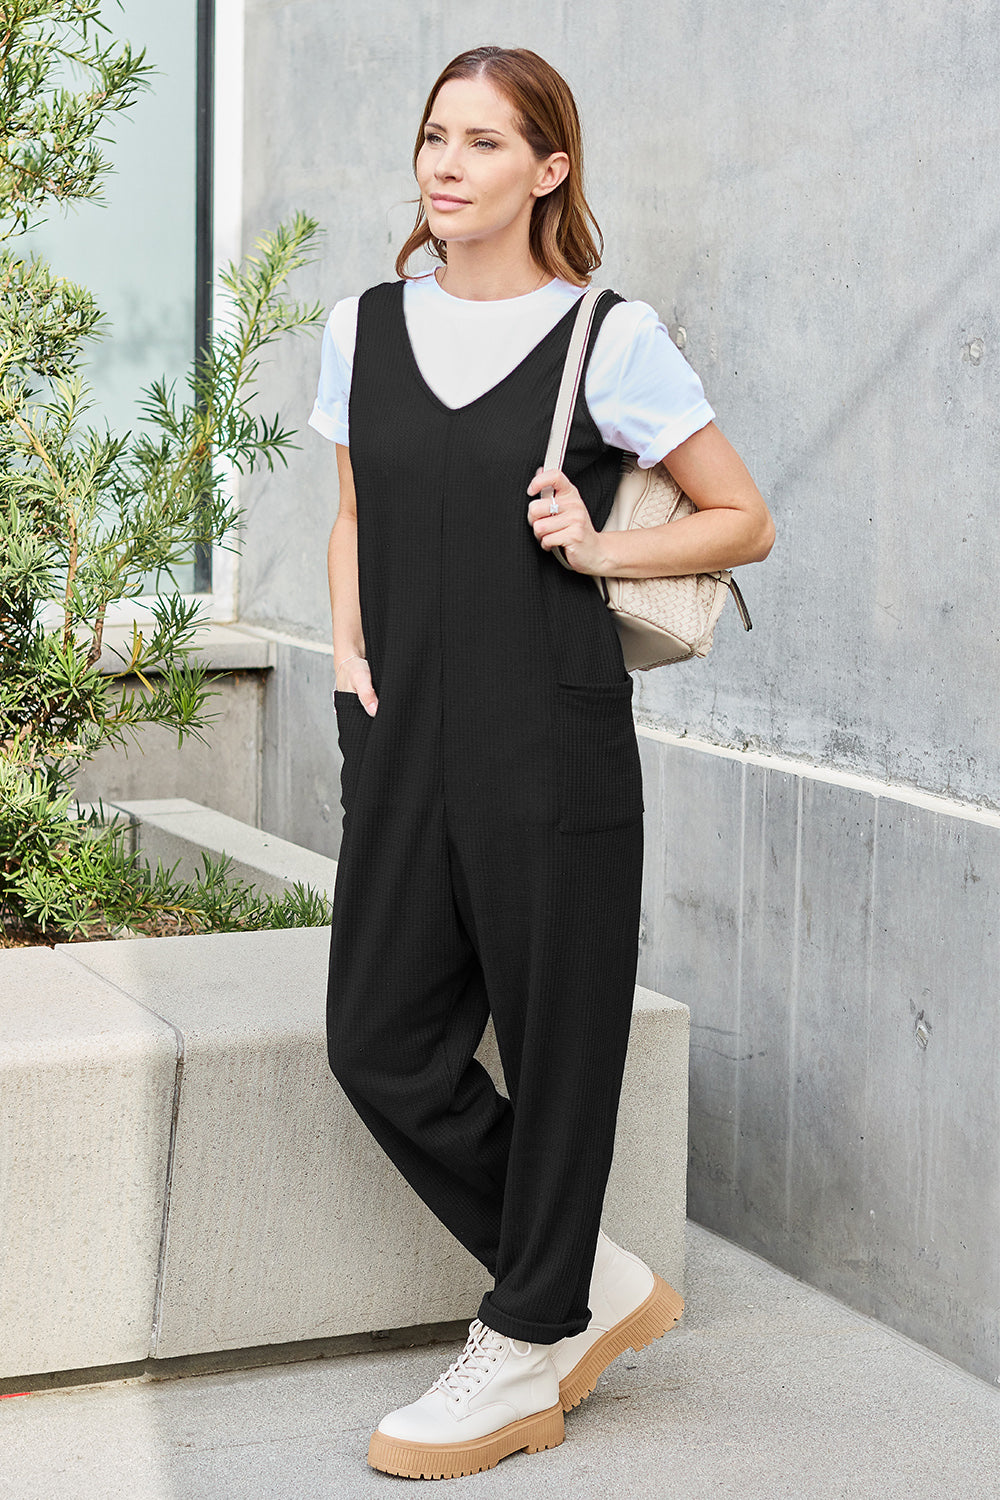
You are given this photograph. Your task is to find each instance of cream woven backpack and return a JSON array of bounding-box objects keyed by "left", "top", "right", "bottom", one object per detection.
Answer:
[{"left": 542, "top": 288, "right": 752, "bottom": 671}]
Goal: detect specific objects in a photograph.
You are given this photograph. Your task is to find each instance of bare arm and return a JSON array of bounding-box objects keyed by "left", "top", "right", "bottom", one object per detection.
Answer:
[
  {"left": 526, "top": 422, "right": 775, "bottom": 578},
  {"left": 328, "top": 443, "right": 378, "bottom": 714}
]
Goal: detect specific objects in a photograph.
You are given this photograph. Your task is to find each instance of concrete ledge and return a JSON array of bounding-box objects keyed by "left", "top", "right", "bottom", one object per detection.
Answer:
[
  {"left": 97, "top": 622, "right": 277, "bottom": 675},
  {"left": 68, "top": 929, "right": 689, "bottom": 1359},
  {"left": 0, "top": 950, "right": 177, "bottom": 1378},
  {"left": 1, "top": 920, "right": 688, "bottom": 1379},
  {"left": 0, "top": 1317, "right": 474, "bottom": 1397},
  {"left": 603, "top": 986, "right": 690, "bottom": 1285},
  {"left": 103, "top": 797, "right": 339, "bottom": 899}
]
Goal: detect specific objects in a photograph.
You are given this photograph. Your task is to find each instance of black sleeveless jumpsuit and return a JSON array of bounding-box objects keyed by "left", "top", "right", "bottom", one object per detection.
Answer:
[{"left": 327, "top": 280, "right": 644, "bottom": 1344}]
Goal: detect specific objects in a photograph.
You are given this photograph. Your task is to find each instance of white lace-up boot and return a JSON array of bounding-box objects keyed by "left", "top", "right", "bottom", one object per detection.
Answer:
[
  {"left": 552, "top": 1231, "right": 684, "bottom": 1410},
  {"left": 367, "top": 1318, "right": 564, "bottom": 1479}
]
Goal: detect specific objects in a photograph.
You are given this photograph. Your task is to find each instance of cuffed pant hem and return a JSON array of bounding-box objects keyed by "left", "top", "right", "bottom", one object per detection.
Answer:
[{"left": 477, "top": 1293, "right": 590, "bottom": 1346}]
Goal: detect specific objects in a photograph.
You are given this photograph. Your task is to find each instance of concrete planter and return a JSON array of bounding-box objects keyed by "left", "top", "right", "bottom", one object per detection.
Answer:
[{"left": 0, "top": 804, "right": 689, "bottom": 1384}]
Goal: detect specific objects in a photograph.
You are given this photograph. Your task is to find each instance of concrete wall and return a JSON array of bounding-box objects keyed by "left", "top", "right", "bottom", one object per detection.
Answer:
[
  {"left": 637, "top": 728, "right": 1000, "bottom": 1385},
  {"left": 258, "top": 631, "right": 342, "bottom": 858},
  {"left": 74, "top": 671, "right": 266, "bottom": 826},
  {"left": 73, "top": 625, "right": 279, "bottom": 827},
  {"left": 238, "top": 0, "right": 999, "bottom": 804},
  {"left": 72, "top": 627, "right": 347, "bottom": 861},
  {"left": 218, "top": 2, "right": 1000, "bottom": 1380}
]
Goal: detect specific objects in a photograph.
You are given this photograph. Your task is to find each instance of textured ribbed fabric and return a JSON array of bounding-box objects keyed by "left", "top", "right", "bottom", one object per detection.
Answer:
[{"left": 327, "top": 280, "right": 644, "bottom": 1343}]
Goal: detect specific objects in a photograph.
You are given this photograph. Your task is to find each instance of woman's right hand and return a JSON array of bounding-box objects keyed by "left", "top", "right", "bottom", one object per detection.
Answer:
[{"left": 335, "top": 655, "right": 378, "bottom": 716}]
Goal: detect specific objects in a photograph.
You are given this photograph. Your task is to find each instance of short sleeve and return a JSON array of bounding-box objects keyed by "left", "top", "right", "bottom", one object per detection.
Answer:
[
  {"left": 308, "top": 297, "right": 359, "bottom": 445},
  {"left": 585, "top": 300, "right": 715, "bottom": 467}
]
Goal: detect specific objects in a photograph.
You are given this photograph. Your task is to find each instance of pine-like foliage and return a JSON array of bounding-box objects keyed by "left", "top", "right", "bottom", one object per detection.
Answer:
[{"left": 0, "top": 2, "right": 327, "bottom": 939}]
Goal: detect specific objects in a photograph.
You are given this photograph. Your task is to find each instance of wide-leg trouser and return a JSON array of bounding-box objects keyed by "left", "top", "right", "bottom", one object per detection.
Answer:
[{"left": 326, "top": 790, "right": 643, "bottom": 1345}]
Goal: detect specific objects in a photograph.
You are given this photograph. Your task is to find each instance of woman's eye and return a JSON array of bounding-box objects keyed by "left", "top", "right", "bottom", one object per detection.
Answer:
[
  {"left": 473, "top": 138, "right": 498, "bottom": 150},
  {"left": 423, "top": 131, "right": 444, "bottom": 145}
]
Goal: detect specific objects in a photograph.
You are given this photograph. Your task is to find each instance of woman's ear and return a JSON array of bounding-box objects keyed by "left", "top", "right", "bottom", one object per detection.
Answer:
[{"left": 532, "top": 153, "right": 570, "bottom": 198}]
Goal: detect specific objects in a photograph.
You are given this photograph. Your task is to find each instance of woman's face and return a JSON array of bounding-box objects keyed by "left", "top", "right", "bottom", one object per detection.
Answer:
[{"left": 415, "top": 76, "right": 567, "bottom": 253}]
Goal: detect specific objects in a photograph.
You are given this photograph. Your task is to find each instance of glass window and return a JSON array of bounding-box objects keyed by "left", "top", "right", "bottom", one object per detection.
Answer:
[{"left": 25, "top": 0, "right": 204, "bottom": 594}]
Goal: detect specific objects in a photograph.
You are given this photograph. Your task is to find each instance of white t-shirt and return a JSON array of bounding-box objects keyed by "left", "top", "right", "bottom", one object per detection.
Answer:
[{"left": 308, "top": 272, "right": 714, "bottom": 468}]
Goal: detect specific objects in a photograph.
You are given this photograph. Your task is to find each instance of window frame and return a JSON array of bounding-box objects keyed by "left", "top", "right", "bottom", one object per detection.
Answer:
[{"left": 128, "top": 0, "right": 244, "bottom": 625}]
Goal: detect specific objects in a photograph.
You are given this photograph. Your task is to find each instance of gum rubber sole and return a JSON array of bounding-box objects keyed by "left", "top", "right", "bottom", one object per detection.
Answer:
[
  {"left": 367, "top": 1402, "right": 565, "bottom": 1480},
  {"left": 558, "top": 1272, "right": 684, "bottom": 1412}
]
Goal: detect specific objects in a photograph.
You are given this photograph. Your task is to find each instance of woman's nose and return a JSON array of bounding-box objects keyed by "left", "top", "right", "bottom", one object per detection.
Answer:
[{"left": 435, "top": 147, "right": 462, "bottom": 180}]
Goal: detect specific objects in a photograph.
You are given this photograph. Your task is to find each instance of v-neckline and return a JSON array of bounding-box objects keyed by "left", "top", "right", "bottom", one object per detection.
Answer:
[{"left": 393, "top": 278, "right": 584, "bottom": 419}]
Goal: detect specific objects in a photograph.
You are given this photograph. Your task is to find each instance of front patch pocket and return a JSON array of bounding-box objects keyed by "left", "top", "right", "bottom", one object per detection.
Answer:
[
  {"left": 334, "top": 690, "right": 371, "bottom": 815},
  {"left": 555, "top": 678, "right": 644, "bottom": 834}
]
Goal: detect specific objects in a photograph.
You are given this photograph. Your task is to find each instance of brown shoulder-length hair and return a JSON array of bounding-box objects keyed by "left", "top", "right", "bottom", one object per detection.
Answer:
[{"left": 395, "top": 46, "right": 603, "bottom": 286}]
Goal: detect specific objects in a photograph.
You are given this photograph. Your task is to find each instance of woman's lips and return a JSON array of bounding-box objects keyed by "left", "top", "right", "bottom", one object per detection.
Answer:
[{"left": 429, "top": 195, "right": 470, "bottom": 211}]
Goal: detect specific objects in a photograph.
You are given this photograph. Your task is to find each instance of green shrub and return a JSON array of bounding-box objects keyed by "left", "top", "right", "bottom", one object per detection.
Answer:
[{"left": 1, "top": 2, "right": 327, "bottom": 941}]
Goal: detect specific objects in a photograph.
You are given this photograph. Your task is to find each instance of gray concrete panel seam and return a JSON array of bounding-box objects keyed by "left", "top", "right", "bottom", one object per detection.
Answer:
[{"left": 54, "top": 946, "right": 187, "bottom": 1361}]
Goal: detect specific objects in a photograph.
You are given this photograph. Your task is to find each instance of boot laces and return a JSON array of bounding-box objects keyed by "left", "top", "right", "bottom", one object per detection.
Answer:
[{"left": 430, "top": 1319, "right": 513, "bottom": 1398}]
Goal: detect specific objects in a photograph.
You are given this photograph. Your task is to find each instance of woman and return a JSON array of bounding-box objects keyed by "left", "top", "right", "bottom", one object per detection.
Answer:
[{"left": 310, "top": 45, "right": 774, "bottom": 1481}]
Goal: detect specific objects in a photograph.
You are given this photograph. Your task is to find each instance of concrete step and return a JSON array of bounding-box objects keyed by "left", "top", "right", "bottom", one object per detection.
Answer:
[{"left": 93, "top": 796, "right": 339, "bottom": 899}]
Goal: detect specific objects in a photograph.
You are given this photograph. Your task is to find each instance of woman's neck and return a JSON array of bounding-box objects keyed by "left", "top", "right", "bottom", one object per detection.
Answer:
[{"left": 435, "top": 240, "right": 552, "bottom": 302}]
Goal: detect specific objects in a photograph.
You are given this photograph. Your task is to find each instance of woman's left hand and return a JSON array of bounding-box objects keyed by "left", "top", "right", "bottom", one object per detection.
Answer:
[{"left": 526, "top": 467, "right": 606, "bottom": 575}]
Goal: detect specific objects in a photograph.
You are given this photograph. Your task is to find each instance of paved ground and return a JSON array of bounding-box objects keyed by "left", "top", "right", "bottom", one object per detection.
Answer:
[{"left": 1, "top": 1224, "right": 996, "bottom": 1500}]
